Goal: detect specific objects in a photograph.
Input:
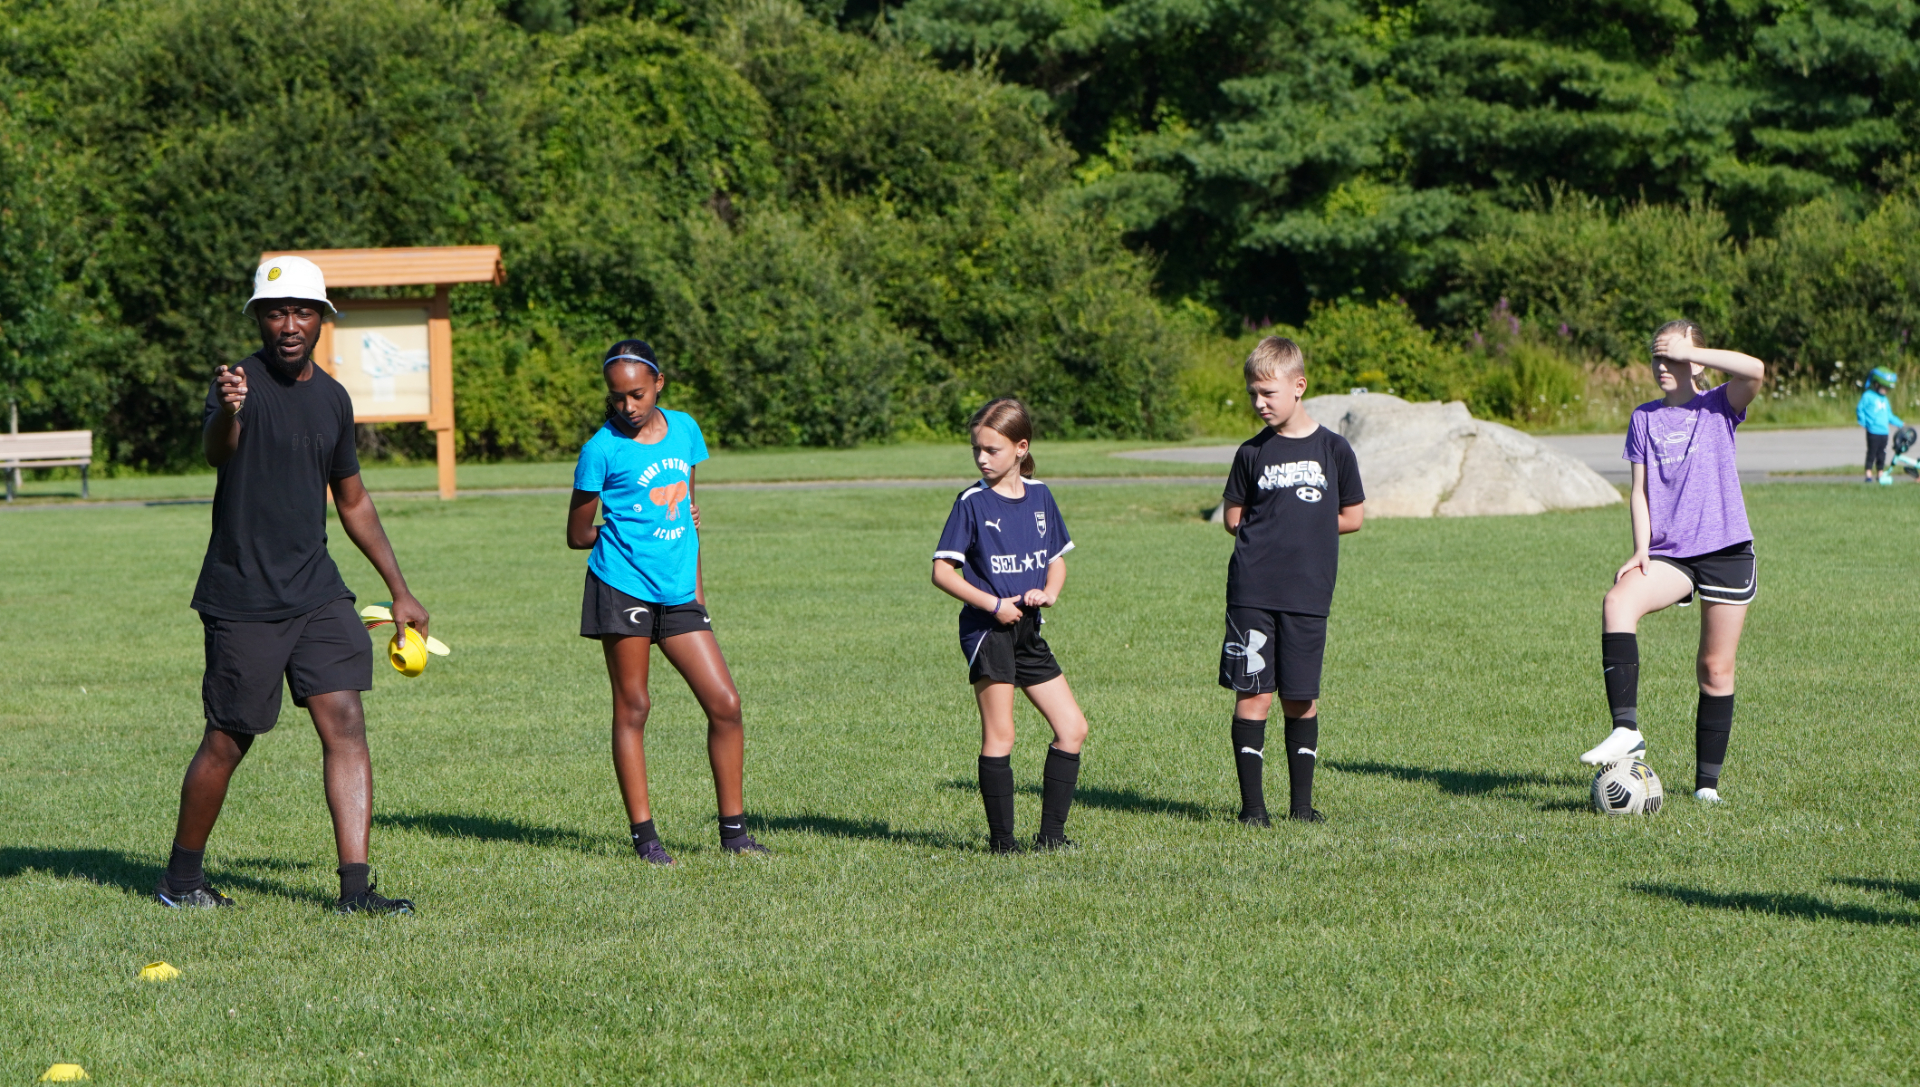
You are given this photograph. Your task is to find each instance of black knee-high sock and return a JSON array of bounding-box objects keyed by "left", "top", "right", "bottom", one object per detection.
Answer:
[
  {"left": 1231, "top": 717, "right": 1267, "bottom": 817},
  {"left": 166, "top": 844, "right": 205, "bottom": 894},
  {"left": 1038, "top": 747, "right": 1080, "bottom": 840},
  {"left": 1602, "top": 632, "right": 1640, "bottom": 730},
  {"left": 1284, "top": 716, "right": 1319, "bottom": 816},
  {"left": 1696, "top": 692, "right": 1734, "bottom": 791},
  {"left": 978, "top": 755, "right": 1015, "bottom": 843}
]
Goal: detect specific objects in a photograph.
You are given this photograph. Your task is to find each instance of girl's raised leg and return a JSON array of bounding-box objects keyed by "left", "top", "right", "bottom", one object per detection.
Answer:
[
  {"left": 601, "top": 635, "right": 655, "bottom": 824},
  {"left": 973, "top": 680, "right": 1020, "bottom": 849},
  {"left": 1021, "top": 675, "right": 1087, "bottom": 846},
  {"left": 1585, "top": 562, "right": 1695, "bottom": 765},
  {"left": 1692, "top": 601, "right": 1747, "bottom": 800}
]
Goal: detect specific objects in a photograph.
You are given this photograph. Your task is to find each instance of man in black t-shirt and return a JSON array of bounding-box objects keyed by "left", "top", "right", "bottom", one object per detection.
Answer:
[
  {"left": 156, "top": 255, "right": 428, "bottom": 915},
  {"left": 1218, "top": 336, "right": 1365, "bottom": 827}
]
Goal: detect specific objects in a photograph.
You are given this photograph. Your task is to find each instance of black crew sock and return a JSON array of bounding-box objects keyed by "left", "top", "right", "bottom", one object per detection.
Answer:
[
  {"left": 166, "top": 844, "right": 206, "bottom": 895},
  {"left": 1038, "top": 747, "right": 1080, "bottom": 841},
  {"left": 978, "top": 755, "right": 1015, "bottom": 844},
  {"left": 630, "top": 819, "right": 659, "bottom": 852},
  {"left": 1231, "top": 717, "right": 1267, "bottom": 818},
  {"left": 1602, "top": 632, "right": 1640, "bottom": 731},
  {"left": 718, "top": 814, "right": 748, "bottom": 843},
  {"left": 1284, "top": 716, "right": 1319, "bottom": 816},
  {"left": 338, "top": 862, "right": 370, "bottom": 901},
  {"left": 1695, "top": 692, "right": 1735, "bottom": 792}
]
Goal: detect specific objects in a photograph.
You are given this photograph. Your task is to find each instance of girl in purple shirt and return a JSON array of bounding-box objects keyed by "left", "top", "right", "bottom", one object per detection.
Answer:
[{"left": 1580, "top": 320, "right": 1765, "bottom": 804}]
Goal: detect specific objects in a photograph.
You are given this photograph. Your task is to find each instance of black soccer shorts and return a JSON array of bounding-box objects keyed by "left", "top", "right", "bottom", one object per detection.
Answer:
[
  {"left": 1652, "top": 541, "right": 1757, "bottom": 606},
  {"left": 968, "top": 611, "right": 1064, "bottom": 688},
  {"left": 579, "top": 570, "right": 714, "bottom": 641},
  {"left": 1218, "top": 607, "right": 1326, "bottom": 700},
  {"left": 200, "top": 596, "right": 373, "bottom": 734}
]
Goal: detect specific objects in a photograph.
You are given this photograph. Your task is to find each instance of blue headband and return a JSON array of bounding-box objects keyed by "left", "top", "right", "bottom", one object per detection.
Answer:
[{"left": 604, "top": 353, "right": 660, "bottom": 372}]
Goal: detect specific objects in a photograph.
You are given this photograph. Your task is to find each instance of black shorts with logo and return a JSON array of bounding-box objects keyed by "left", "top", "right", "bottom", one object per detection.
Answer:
[
  {"left": 200, "top": 596, "right": 373, "bottom": 735},
  {"left": 968, "top": 611, "right": 1064, "bottom": 688},
  {"left": 1218, "top": 607, "right": 1326, "bottom": 700},
  {"left": 579, "top": 569, "right": 713, "bottom": 640},
  {"left": 1653, "top": 541, "right": 1757, "bottom": 606}
]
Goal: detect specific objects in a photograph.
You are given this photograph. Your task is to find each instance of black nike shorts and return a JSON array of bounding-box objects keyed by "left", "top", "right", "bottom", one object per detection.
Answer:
[
  {"left": 200, "top": 596, "right": 373, "bottom": 735},
  {"left": 1652, "top": 541, "right": 1757, "bottom": 606},
  {"left": 1218, "top": 607, "right": 1326, "bottom": 700},
  {"left": 579, "top": 569, "right": 713, "bottom": 640},
  {"left": 968, "top": 612, "right": 1064, "bottom": 688}
]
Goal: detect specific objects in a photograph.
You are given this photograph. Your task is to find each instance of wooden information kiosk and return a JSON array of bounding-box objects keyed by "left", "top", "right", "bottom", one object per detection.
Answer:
[{"left": 259, "top": 245, "right": 505, "bottom": 500}]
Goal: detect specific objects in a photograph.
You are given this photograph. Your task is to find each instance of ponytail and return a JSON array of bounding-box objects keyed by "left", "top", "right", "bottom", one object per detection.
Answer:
[{"left": 968, "top": 398, "right": 1036, "bottom": 477}]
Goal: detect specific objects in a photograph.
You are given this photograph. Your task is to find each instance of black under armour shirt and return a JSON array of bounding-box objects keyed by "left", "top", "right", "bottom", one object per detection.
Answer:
[
  {"left": 190, "top": 350, "right": 361, "bottom": 621},
  {"left": 1222, "top": 425, "right": 1364, "bottom": 616}
]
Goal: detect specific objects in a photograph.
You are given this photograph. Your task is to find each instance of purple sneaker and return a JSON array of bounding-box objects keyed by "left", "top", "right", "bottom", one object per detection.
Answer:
[
  {"left": 721, "top": 834, "right": 770, "bottom": 856},
  {"left": 634, "top": 838, "right": 675, "bottom": 866}
]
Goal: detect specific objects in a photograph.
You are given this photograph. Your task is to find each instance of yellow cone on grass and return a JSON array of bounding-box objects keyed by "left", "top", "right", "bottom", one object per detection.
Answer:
[
  {"left": 40, "top": 1065, "right": 88, "bottom": 1082},
  {"left": 138, "top": 961, "right": 181, "bottom": 982}
]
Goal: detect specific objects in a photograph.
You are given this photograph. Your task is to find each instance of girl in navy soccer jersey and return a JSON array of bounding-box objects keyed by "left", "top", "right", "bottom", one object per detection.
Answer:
[
  {"left": 931, "top": 399, "right": 1088, "bottom": 852},
  {"left": 567, "top": 340, "right": 767, "bottom": 863}
]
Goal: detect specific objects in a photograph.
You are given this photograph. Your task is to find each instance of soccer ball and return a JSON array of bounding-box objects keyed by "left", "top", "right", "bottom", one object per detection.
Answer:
[{"left": 1591, "top": 760, "right": 1664, "bottom": 815}]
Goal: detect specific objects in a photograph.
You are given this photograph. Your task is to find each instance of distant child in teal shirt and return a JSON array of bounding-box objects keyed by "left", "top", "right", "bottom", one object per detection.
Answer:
[{"left": 1857, "top": 367, "right": 1903, "bottom": 484}]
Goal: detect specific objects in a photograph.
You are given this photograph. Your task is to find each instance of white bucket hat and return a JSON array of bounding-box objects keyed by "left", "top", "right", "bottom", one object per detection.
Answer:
[{"left": 244, "top": 255, "right": 336, "bottom": 316}]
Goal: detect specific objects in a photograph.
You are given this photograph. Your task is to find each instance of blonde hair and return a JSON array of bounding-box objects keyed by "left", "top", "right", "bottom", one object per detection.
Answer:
[
  {"left": 1244, "top": 336, "right": 1305, "bottom": 385},
  {"left": 1652, "top": 319, "right": 1708, "bottom": 391},
  {"left": 968, "top": 398, "right": 1036, "bottom": 476}
]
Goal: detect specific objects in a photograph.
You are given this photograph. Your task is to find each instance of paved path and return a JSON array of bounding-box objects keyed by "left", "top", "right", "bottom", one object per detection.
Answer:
[{"left": 1116, "top": 427, "right": 1868, "bottom": 482}]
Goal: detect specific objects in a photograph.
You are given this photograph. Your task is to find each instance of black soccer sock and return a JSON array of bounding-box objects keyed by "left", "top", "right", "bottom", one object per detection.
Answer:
[
  {"left": 718, "top": 813, "right": 748, "bottom": 843},
  {"left": 630, "top": 819, "right": 659, "bottom": 852},
  {"left": 337, "top": 862, "right": 370, "bottom": 901},
  {"left": 1602, "top": 632, "right": 1640, "bottom": 730},
  {"left": 1284, "top": 716, "right": 1319, "bottom": 816},
  {"left": 1038, "top": 747, "right": 1080, "bottom": 841},
  {"left": 1695, "top": 692, "right": 1735, "bottom": 792},
  {"left": 1231, "top": 717, "right": 1267, "bottom": 817},
  {"left": 166, "top": 844, "right": 206, "bottom": 895},
  {"left": 978, "top": 754, "right": 1016, "bottom": 844}
]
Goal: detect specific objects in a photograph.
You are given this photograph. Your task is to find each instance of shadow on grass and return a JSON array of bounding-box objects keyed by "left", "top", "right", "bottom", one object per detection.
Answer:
[
  {"left": 941, "top": 778, "right": 1214, "bottom": 822},
  {"left": 0, "top": 847, "right": 332, "bottom": 906},
  {"left": 1329, "top": 760, "right": 1592, "bottom": 811},
  {"left": 373, "top": 812, "right": 605, "bottom": 854},
  {"left": 1631, "top": 883, "right": 1919, "bottom": 927},
  {"left": 750, "top": 813, "right": 971, "bottom": 850},
  {"left": 1830, "top": 877, "right": 1920, "bottom": 903}
]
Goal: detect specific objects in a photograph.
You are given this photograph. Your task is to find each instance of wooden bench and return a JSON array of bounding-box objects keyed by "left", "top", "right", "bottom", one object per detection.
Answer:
[{"left": 1, "top": 430, "right": 93, "bottom": 501}]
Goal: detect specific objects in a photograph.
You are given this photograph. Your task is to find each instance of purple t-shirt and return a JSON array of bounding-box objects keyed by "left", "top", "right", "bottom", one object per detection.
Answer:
[{"left": 1623, "top": 384, "right": 1753, "bottom": 558}]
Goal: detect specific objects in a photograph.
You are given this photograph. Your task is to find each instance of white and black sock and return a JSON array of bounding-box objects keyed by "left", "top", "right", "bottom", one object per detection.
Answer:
[
  {"left": 1231, "top": 717, "right": 1267, "bottom": 818},
  {"left": 1284, "top": 716, "right": 1319, "bottom": 816}
]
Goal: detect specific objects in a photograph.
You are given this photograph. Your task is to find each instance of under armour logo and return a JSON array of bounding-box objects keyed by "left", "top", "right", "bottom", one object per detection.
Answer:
[
  {"left": 1225, "top": 629, "right": 1267, "bottom": 675},
  {"left": 625, "top": 606, "right": 649, "bottom": 624}
]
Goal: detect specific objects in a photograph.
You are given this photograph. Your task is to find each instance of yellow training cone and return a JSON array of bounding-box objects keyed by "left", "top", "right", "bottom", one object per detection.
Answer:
[
  {"left": 40, "top": 1066, "right": 88, "bottom": 1082},
  {"left": 359, "top": 603, "right": 394, "bottom": 629},
  {"left": 424, "top": 635, "right": 450, "bottom": 657},
  {"left": 389, "top": 628, "right": 427, "bottom": 677},
  {"left": 138, "top": 961, "right": 181, "bottom": 982}
]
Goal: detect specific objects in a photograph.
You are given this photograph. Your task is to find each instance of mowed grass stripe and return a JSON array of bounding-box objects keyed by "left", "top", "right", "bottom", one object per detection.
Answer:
[{"left": 1, "top": 483, "right": 1916, "bottom": 1084}]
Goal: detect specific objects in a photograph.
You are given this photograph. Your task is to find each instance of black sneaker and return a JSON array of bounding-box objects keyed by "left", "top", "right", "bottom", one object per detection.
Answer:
[
  {"left": 634, "top": 838, "right": 676, "bottom": 866},
  {"left": 335, "top": 878, "right": 414, "bottom": 916},
  {"left": 988, "top": 837, "right": 1024, "bottom": 855},
  {"left": 720, "top": 834, "right": 770, "bottom": 856},
  {"left": 1289, "top": 808, "right": 1326, "bottom": 824},
  {"left": 1237, "top": 809, "right": 1272, "bottom": 828},
  {"left": 154, "top": 880, "right": 233, "bottom": 909},
  {"left": 1032, "top": 834, "right": 1077, "bottom": 851}
]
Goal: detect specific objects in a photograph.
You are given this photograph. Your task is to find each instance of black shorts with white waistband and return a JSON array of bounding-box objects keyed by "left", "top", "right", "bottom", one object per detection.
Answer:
[
  {"left": 1652, "top": 541, "right": 1757, "bottom": 606},
  {"left": 579, "top": 570, "right": 713, "bottom": 640}
]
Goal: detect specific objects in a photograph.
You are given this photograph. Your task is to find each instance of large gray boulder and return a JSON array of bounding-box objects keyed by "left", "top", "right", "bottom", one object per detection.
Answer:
[{"left": 1305, "top": 392, "right": 1621, "bottom": 518}]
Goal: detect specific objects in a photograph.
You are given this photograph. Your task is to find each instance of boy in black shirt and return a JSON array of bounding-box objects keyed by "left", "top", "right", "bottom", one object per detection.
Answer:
[
  {"left": 1218, "top": 337, "right": 1365, "bottom": 825},
  {"left": 156, "top": 255, "right": 428, "bottom": 914}
]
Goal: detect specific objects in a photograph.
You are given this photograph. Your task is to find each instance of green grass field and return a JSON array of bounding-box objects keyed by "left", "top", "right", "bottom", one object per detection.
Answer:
[{"left": 3, "top": 481, "right": 1918, "bottom": 1084}]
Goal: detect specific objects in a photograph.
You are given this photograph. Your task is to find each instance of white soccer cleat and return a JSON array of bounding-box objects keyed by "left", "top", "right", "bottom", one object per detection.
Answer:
[
  {"left": 1580, "top": 726, "right": 1647, "bottom": 766},
  {"left": 1693, "top": 788, "right": 1723, "bottom": 804}
]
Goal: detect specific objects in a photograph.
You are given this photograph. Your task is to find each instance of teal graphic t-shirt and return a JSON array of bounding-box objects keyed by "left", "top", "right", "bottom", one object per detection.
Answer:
[{"left": 572, "top": 410, "right": 710, "bottom": 604}]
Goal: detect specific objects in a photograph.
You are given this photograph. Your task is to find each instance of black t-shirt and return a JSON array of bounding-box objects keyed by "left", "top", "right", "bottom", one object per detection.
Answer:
[
  {"left": 190, "top": 351, "right": 362, "bottom": 621},
  {"left": 1222, "top": 425, "right": 1365, "bottom": 616}
]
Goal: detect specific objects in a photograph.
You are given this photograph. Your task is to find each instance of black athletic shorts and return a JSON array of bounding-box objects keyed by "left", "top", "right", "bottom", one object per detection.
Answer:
[
  {"left": 200, "top": 596, "right": 372, "bottom": 735},
  {"left": 1218, "top": 607, "right": 1326, "bottom": 700},
  {"left": 968, "top": 612, "right": 1064, "bottom": 688},
  {"left": 579, "top": 569, "right": 713, "bottom": 640},
  {"left": 1653, "top": 541, "right": 1757, "bottom": 606}
]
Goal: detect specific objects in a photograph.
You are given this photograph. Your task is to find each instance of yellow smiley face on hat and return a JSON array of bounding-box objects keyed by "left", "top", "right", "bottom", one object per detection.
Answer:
[{"left": 266, "top": 265, "right": 282, "bottom": 281}]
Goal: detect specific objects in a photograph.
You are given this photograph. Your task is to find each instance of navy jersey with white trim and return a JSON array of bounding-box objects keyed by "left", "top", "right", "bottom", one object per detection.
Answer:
[{"left": 934, "top": 479, "right": 1074, "bottom": 657}]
